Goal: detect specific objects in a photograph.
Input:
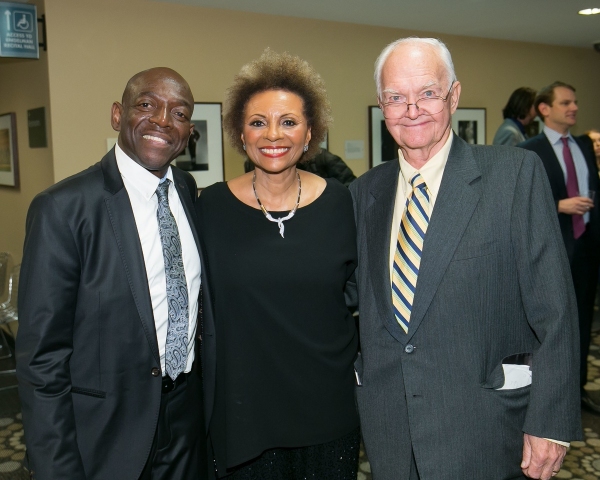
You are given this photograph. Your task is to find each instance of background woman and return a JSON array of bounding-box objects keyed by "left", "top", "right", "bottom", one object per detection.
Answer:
[{"left": 197, "top": 50, "right": 360, "bottom": 479}]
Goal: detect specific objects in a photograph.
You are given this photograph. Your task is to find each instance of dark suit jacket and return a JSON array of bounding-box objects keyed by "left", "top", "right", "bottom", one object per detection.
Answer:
[
  {"left": 16, "top": 149, "right": 216, "bottom": 480},
  {"left": 350, "top": 135, "right": 581, "bottom": 479},
  {"left": 518, "top": 132, "right": 600, "bottom": 262}
]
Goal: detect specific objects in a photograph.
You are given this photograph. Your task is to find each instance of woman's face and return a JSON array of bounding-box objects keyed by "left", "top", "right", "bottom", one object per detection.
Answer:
[
  {"left": 241, "top": 89, "right": 311, "bottom": 174},
  {"left": 589, "top": 131, "right": 600, "bottom": 160}
]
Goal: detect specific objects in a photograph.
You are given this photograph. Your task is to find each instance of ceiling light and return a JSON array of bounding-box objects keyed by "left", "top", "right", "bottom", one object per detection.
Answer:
[{"left": 579, "top": 8, "right": 600, "bottom": 15}]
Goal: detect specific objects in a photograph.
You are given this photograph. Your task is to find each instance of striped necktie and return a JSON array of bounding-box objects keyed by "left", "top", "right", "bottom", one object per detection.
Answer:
[{"left": 392, "top": 173, "right": 430, "bottom": 334}]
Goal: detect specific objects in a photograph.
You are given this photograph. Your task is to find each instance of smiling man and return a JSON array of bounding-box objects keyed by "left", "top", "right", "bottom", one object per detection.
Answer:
[
  {"left": 16, "top": 68, "right": 214, "bottom": 480},
  {"left": 350, "top": 39, "right": 581, "bottom": 480},
  {"left": 519, "top": 82, "right": 600, "bottom": 416}
]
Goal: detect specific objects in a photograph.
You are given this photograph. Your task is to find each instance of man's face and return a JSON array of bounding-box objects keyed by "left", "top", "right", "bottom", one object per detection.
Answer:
[
  {"left": 111, "top": 68, "right": 194, "bottom": 177},
  {"left": 379, "top": 44, "right": 460, "bottom": 165},
  {"left": 539, "top": 86, "right": 578, "bottom": 134},
  {"left": 589, "top": 131, "right": 600, "bottom": 160}
]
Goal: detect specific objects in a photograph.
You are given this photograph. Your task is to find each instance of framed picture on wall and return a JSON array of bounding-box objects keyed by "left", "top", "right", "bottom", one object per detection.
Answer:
[
  {"left": 0, "top": 112, "right": 19, "bottom": 188},
  {"left": 319, "top": 132, "right": 328, "bottom": 151},
  {"left": 175, "top": 102, "right": 224, "bottom": 189},
  {"left": 525, "top": 116, "right": 544, "bottom": 138},
  {"left": 452, "top": 108, "right": 486, "bottom": 145},
  {"left": 369, "top": 106, "right": 398, "bottom": 168}
]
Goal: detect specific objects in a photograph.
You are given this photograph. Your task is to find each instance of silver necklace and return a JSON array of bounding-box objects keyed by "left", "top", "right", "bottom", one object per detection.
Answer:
[{"left": 252, "top": 171, "right": 301, "bottom": 238}]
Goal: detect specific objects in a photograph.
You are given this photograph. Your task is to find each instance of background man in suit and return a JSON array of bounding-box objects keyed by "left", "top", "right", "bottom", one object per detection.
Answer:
[
  {"left": 519, "top": 82, "right": 600, "bottom": 414},
  {"left": 16, "top": 67, "right": 214, "bottom": 479},
  {"left": 350, "top": 38, "right": 580, "bottom": 480}
]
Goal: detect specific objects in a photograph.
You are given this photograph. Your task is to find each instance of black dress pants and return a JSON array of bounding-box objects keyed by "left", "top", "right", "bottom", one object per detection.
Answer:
[
  {"left": 571, "top": 228, "right": 600, "bottom": 388},
  {"left": 139, "top": 370, "right": 207, "bottom": 480}
]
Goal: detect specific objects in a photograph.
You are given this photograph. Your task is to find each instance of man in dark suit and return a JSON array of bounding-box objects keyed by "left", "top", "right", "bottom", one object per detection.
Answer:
[
  {"left": 519, "top": 81, "right": 600, "bottom": 414},
  {"left": 350, "top": 38, "right": 580, "bottom": 480},
  {"left": 16, "top": 67, "right": 215, "bottom": 480}
]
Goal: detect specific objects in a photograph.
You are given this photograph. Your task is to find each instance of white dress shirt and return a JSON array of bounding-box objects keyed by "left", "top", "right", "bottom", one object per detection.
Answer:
[
  {"left": 544, "top": 125, "right": 590, "bottom": 224},
  {"left": 115, "top": 144, "right": 201, "bottom": 375}
]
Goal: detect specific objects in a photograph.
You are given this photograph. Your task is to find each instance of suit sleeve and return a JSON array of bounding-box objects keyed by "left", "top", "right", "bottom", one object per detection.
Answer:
[
  {"left": 16, "top": 192, "right": 87, "bottom": 479},
  {"left": 511, "top": 151, "right": 582, "bottom": 441}
]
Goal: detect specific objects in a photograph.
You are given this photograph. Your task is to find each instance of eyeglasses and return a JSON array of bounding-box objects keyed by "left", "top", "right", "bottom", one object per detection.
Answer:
[{"left": 379, "top": 84, "right": 454, "bottom": 120}]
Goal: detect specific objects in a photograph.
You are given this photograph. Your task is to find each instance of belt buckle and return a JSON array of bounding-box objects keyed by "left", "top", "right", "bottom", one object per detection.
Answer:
[{"left": 162, "top": 376, "right": 175, "bottom": 394}]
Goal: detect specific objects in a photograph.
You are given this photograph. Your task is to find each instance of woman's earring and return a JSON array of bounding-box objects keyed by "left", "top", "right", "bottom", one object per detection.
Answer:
[
  {"left": 303, "top": 145, "right": 308, "bottom": 152},
  {"left": 243, "top": 144, "right": 246, "bottom": 151}
]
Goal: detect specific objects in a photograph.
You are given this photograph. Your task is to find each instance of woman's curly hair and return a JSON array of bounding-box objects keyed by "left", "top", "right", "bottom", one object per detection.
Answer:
[{"left": 223, "top": 49, "right": 332, "bottom": 162}]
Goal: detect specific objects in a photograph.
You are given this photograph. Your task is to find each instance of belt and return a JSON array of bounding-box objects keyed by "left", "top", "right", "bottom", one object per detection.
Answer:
[{"left": 161, "top": 372, "right": 189, "bottom": 394}]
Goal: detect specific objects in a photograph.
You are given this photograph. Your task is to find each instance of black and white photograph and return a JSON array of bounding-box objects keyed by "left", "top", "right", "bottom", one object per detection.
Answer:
[
  {"left": 451, "top": 108, "right": 486, "bottom": 145},
  {"left": 175, "top": 102, "right": 224, "bottom": 188},
  {"left": 369, "top": 106, "right": 399, "bottom": 168}
]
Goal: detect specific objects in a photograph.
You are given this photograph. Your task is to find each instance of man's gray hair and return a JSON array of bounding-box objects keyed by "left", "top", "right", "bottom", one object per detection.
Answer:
[{"left": 374, "top": 37, "right": 457, "bottom": 97}]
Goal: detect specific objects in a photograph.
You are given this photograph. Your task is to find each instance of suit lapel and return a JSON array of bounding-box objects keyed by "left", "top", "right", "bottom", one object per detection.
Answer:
[
  {"left": 102, "top": 151, "right": 160, "bottom": 362},
  {"left": 535, "top": 134, "right": 567, "bottom": 198},
  {"left": 406, "top": 135, "right": 481, "bottom": 342},
  {"left": 365, "top": 161, "right": 409, "bottom": 343}
]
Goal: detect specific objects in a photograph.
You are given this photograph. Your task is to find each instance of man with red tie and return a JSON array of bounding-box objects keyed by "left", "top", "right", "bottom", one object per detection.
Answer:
[{"left": 520, "top": 81, "right": 600, "bottom": 414}]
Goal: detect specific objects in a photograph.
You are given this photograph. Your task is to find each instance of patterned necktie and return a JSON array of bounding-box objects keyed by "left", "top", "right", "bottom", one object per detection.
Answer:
[
  {"left": 156, "top": 179, "right": 189, "bottom": 380},
  {"left": 392, "top": 173, "right": 430, "bottom": 334},
  {"left": 562, "top": 137, "right": 585, "bottom": 239}
]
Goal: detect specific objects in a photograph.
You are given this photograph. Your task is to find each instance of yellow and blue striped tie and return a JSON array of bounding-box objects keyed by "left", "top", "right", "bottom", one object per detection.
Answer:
[{"left": 392, "top": 173, "right": 430, "bottom": 334}]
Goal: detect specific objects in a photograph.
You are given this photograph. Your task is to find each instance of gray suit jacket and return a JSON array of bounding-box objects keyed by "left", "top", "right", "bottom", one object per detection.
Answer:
[
  {"left": 492, "top": 118, "right": 527, "bottom": 146},
  {"left": 350, "top": 135, "right": 581, "bottom": 480}
]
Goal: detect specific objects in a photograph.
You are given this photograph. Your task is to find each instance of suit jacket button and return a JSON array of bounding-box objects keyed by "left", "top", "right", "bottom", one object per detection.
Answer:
[
  {"left": 151, "top": 367, "right": 160, "bottom": 377},
  {"left": 405, "top": 344, "right": 415, "bottom": 354}
]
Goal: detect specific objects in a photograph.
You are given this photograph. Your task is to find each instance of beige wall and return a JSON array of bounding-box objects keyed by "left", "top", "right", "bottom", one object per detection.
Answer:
[
  {"left": 2, "top": 0, "right": 600, "bottom": 256},
  {"left": 43, "top": 0, "right": 600, "bottom": 183},
  {"left": 0, "top": 0, "right": 52, "bottom": 262}
]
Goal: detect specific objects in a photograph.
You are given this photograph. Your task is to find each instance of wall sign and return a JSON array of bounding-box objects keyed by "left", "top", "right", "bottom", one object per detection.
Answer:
[{"left": 0, "top": 2, "right": 39, "bottom": 59}]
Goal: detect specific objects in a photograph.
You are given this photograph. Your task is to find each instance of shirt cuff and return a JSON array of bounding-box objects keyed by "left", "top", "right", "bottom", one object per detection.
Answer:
[{"left": 545, "top": 438, "right": 570, "bottom": 448}]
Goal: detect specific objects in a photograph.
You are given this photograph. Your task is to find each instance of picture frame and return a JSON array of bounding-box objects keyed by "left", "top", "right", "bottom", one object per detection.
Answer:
[
  {"left": 319, "top": 132, "right": 328, "bottom": 151},
  {"left": 525, "top": 116, "right": 544, "bottom": 139},
  {"left": 175, "top": 102, "right": 224, "bottom": 189},
  {"left": 369, "top": 106, "right": 398, "bottom": 168},
  {"left": 0, "top": 112, "right": 19, "bottom": 188},
  {"left": 452, "top": 108, "right": 486, "bottom": 145}
]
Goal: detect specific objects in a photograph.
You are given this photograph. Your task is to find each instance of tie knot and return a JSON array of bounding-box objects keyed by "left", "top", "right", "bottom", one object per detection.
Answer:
[
  {"left": 410, "top": 173, "right": 427, "bottom": 192},
  {"left": 561, "top": 137, "right": 569, "bottom": 147},
  {"left": 156, "top": 178, "right": 171, "bottom": 200}
]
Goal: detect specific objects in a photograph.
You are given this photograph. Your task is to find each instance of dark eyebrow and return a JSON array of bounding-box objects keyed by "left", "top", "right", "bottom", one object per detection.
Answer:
[{"left": 134, "top": 91, "right": 193, "bottom": 110}]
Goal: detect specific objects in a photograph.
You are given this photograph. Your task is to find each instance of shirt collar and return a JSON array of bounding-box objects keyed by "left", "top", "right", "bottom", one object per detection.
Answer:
[
  {"left": 114, "top": 143, "right": 173, "bottom": 201},
  {"left": 509, "top": 117, "right": 526, "bottom": 135},
  {"left": 543, "top": 125, "right": 573, "bottom": 145},
  {"left": 398, "top": 132, "right": 454, "bottom": 201}
]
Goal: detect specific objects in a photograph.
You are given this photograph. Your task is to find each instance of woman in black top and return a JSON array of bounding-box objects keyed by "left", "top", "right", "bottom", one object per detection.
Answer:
[{"left": 196, "top": 49, "right": 359, "bottom": 479}]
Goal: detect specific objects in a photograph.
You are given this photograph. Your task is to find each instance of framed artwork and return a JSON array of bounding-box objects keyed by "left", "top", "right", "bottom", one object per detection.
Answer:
[
  {"left": 319, "top": 132, "right": 328, "bottom": 151},
  {"left": 452, "top": 108, "right": 486, "bottom": 145},
  {"left": 369, "top": 106, "right": 398, "bottom": 168},
  {"left": 175, "top": 102, "right": 224, "bottom": 189},
  {"left": 0, "top": 112, "right": 19, "bottom": 188},
  {"left": 525, "top": 117, "right": 544, "bottom": 138}
]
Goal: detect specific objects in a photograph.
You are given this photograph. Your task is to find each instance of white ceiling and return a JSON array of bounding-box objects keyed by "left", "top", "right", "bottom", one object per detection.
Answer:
[{"left": 155, "top": 0, "right": 600, "bottom": 49}]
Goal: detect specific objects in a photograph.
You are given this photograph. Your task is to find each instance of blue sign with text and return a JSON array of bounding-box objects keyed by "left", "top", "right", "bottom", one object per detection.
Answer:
[{"left": 0, "top": 2, "right": 38, "bottom": 59}]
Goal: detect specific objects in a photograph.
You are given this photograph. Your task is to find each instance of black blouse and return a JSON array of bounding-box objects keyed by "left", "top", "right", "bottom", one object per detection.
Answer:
[{"left": 197, "top": 179, "right": 359, "bottom": 471}]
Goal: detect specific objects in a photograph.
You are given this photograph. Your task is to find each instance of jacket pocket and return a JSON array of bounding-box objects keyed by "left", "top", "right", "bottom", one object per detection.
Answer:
[{"left": 71, "top": 386, "right": 106, "bottom": 398}]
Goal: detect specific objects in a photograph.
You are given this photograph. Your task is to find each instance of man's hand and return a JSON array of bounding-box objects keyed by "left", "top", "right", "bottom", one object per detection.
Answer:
[
  {"left": 558, "top": 196, "right": 593, "bottom": 215},
  {"left": 521, "top": 434, "right": 566, "bottom": 479}
]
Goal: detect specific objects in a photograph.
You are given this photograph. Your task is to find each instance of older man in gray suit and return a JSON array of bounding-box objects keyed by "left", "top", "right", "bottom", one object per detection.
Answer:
[{"left": 350, "top": 37, "right": 581, "bottom": 480}]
